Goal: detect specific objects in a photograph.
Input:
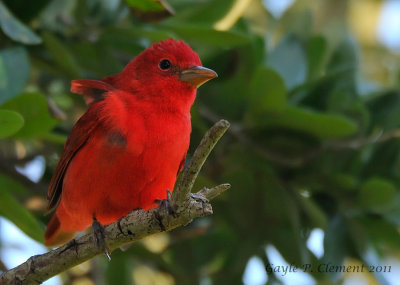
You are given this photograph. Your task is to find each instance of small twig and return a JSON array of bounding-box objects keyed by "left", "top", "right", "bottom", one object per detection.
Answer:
[
  {"left": 172, "top": 119, "right": 230, "bottom": 206},
  {"left": 0, "top": 120, "right": 230, "bottom": 285},
  {"left": 326, "top": 128, "right": 400, "bottom": 150},
  {"left": 0, "top": 260, "right": 7, "bottom": 273},
  {"left": 197, "top": 184, "right": 231, "bottom": 200},
  {"left": 0, "top": 161, "right": 48, "bottom": 196},
  {"left": 47, "top": 98, "right": 67, "bottom": 121}
]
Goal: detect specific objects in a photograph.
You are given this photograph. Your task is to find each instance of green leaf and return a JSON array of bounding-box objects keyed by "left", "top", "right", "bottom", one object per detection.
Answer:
[
  {"left": 69, "top": 43, "right": 124, "bottom": 76},
  {"left": 348, "top": 218, "right": 392, "bottom": 285},
  {"left": 161, "top": 0, "right": 235, "bottom": 25},
  {"left": 39, "top": 0, "right": 76, "bottom": 34},
  {"left": 42, "top": 32, "right": 80, "bottom": 78},
  {"left": 329, "top": 173, "right": 358, "bottom": 192},
  {"left": 126, "top": 0, "right": 174, "bottom": 22},
  {"left": 384, "top": 194, "right": 400, "bottom": 226},
  {"left": 105, "top": 250, "right": 131, "bottom": 285},
  {"left": 254, "top": 105, "right": 357, "bottom": 139},
  {"left": 266, "top": 35, "right": 307, "bottom": 89},
  {"left": 359, "top": 177, "right": 396, "bottom": 214},
  {"left": 0, "top": 46, "right": 30, "bottom": 104},
  {"left": 0, "top": 188, "right": 44, "bottom": 243},
  {"left": 247, "top": 67, "right": 286, "bottom": 114},
  {"left": 1, "top": 93, "right": 58, "bottom": 138},
  {"left": 322, "top": 215, "right": 348, "bottom": 281},
  {"left": 281, "top": 8, "right": 313, "bottom": 40},
  {"left": 162, "top": 24, "right": 252, "bottom": 47},
  {"left": 360, "top": 217, "right": 400, "bottom": 251},
  {"left": 99, "top": 26, "right": 172, "bottom": 55},
  {"left": 0, "top": 109, "right": 24, "bottom": 138},
  {"left": 0, "top": 174, "right": 29, "bottom": 196},
  {"left": 0, "top": 1, "right": 41, "bottom": 44},
  {"left": 306, "top": 35, "right": 328, "bottom": 80},
  {"left": 367, "top": 90, "right": 400, "bottom": 130},
  {"left": 2, "top": 0, "right": 51, "bottom": 22},
  {"left": 297, "top": 195, "right": 327, "bottom": 228},
  {"left": 126, "top": 0, "right": 169, "bottom": 12},
  {"left": 107, "top": 26, "right": 172, "bottom": 43},
  {"left": 328, "top": 36, "right": 359, "bottom": 72},
  {"left": 41, "top": 132, "right": 67, "bottom": 144}
]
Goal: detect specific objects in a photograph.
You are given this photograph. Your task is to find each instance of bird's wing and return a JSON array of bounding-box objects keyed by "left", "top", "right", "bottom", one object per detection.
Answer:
[
  {"left": 47, "top": 80, "right": 113, "bottom": 212},
  {"left": 178, "top": 155, "right": 186, "bottom": 175},
  {"left": 71, "top": 79, "right": 115, "bottom": 106}
]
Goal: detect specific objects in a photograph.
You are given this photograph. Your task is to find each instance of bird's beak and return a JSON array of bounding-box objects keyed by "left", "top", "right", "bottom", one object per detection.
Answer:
[{"left": 180, "top": 66, "right": 218, "bottom": 88}]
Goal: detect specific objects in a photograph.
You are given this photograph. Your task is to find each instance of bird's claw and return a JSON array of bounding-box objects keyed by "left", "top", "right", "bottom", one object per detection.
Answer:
[
  {"left": 154, "top": 189, "right": 177, "bottom": 231},
  {"left": 156, "top": 189, "right": 177, "bottom": 217},
  {"left": 92, "top": 217, "right": 111, "bottom": 261}
]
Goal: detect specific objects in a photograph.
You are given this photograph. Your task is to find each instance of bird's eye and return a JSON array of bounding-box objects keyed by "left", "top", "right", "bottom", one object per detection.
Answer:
[{"left": 159, "top": 59, "right": 171, "bottom": 70}]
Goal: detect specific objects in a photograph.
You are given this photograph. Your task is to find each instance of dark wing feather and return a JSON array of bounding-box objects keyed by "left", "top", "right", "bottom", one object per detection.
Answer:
[
  {"left": 71, "top": 79, "right": 114, "bottom": 106},
  {"left": 47, "top": 80, "right": 113, "bottom": 212}
]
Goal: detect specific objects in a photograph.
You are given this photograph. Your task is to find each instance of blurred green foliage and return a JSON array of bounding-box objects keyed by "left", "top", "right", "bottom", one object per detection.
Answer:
[{"left": 1, "top": 0, "right": 400, "bottom": 284}]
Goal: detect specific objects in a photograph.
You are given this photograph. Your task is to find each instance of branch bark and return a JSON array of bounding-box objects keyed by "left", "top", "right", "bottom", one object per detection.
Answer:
[
  {"left": 172, "top": 119, "right": 230, "bottom": 206},
  {"left": 0, "top": 120, "right": 230, "bottom": 285}
]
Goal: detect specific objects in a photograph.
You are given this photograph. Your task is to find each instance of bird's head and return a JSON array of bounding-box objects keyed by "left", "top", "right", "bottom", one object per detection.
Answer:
[{"left": 105, "top": 39, "right": 217, "bottom": 107}]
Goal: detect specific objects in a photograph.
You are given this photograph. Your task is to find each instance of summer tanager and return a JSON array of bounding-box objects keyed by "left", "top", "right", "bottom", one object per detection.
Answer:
[{"left": 44, "top": 39, "right": 217, "bottom": 246}]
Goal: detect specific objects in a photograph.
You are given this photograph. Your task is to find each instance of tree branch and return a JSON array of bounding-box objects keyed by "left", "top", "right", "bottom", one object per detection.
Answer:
[
  {"left": 172, "top": 119, "right": 230, "bottom": 206},
  {"left": 325, "top": 128, "right": 400, "bottom": 150},
  {"left": 0, "top": 120, "right": 230, "bottom": 285},
  {"left": 0, "top": 260, "right": 7, "bottom": 273},
  {"left": 0, "top": 160, "right": 48, "bottom": 196}
]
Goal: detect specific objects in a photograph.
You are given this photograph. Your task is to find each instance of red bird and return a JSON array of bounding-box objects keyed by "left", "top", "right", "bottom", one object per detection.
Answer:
[{"left": 44, "top": 39, "right": 217, "bottom": 246}]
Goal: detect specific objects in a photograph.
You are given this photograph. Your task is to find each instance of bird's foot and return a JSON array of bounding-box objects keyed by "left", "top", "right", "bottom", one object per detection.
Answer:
[
  {"left": 156, "top": 189, "right": 176, "bottom": 217},
  {"left": 92, "top": 217, "right": 111, "bottom": 261},
  {"left": 154, "top": 190, "right": 177, "bottom": 231}
]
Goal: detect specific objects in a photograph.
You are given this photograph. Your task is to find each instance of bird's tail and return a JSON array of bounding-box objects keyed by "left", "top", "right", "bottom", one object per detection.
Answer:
[{"left": 44, "top": 213, "right": 76, "bottom": 246}]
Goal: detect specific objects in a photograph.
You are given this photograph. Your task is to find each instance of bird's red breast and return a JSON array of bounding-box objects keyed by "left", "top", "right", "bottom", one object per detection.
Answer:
[{"left": 44, "top": 39, "right": 217, "bottom": 246}]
